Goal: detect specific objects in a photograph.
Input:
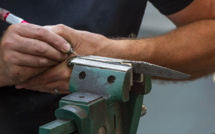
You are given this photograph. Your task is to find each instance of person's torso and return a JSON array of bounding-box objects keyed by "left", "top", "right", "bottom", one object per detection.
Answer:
[
  {"left": 0, "top": 0, "right": 147, "bottom": 133},
  {"left": 0, "top": 0, "right": 147, "bottom": 37}
]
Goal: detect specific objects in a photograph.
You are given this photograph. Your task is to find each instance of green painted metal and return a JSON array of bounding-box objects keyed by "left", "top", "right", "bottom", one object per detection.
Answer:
[
  {"left": 145, "top": 75, "right": 152, "bottom": 94},
  {"left": 69, "top": 65, "right": 131, "bottom": 104},
  {"left": 39, "top": 60, "right": 151, "bottom": 134},
  {"left": 39, "top": 120, "right": 77, "bottom": 134},
  {"left": 123, "top": 94, "right": 144, "bottom": 134}
]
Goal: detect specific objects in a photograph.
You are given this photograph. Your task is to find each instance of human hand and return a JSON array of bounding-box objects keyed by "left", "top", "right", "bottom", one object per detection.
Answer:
[
  {"left": 16, "top": 60, "right": 71, "bottom": 94},
  {"left": 44, "top": 24, "right": 136, "bottom": 60},
  {"left": 0, "top": 23, "right": 71, "bottom": 86},
  {"left": 43, "top": 24, "right": 113, "bottom": 57},
  {"left": 15, "top": 24, "right": 112, "bottom": 93}
]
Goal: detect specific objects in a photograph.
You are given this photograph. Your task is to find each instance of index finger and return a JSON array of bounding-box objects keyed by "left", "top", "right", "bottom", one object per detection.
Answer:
[{"left": 13, "top": 23, "right": 71, "bottom": 53}]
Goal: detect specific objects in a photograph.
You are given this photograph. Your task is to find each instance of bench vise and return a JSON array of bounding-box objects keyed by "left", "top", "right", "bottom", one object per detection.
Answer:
[{"left": 39, "top": 56, "right": 189, "bottom": 134}]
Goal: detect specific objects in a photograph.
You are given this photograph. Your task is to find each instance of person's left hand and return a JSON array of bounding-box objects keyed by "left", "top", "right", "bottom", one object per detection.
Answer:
[{"left": 16, "top": 60, "right": 72, "bottom": 94}]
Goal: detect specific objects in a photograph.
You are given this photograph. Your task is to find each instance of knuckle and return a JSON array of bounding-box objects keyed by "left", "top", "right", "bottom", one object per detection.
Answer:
[
  {"left": 38, "top": 57, "right": 48, "bottom": 66},
  {"left": 56, "top": 24, "right": 66, "bottom": 35},
  {"left": 57, "top": 24, "right": 65, "bottom": 29},
  {"left": 35, "top": 27, "right": 46, "bottom": 37},
  {"left": 3, "top": 53, "right": 15, "bottom": 63},
  {"left": 34, "top": 42, "right": 47, "bottom": 54},
  {"left": 1, "top": 34, "right": 18, "bottom": 50},
  {"left": 1, "top": 38, "right": 14, "bottom": 50},
  {"left": 7, "top": 24, "right": 19, "bottom": 32},
  {"left": 53, "top": 37, "right": 60, "bottom": 46},
  {"left": 3, "top": 54, "right": 10, "bottom": 63}
]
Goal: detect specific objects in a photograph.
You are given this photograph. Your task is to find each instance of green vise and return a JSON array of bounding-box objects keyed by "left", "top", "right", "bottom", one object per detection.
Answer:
[{"left": 39, "top": 56, "right": 152, "bottom": 134}]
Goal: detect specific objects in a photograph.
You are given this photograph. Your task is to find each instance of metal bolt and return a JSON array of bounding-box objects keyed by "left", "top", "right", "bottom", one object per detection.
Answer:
[
  {"left": 141, "top": 104, "right": 147, "bottom": 117},
  {"left": 98, "top": 127, "right": 106, "bottom": 134}
]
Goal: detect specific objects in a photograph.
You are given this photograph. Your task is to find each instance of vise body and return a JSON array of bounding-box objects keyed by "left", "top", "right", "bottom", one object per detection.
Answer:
[{"left": 39, "top": 56, "right": 189, "bottom": 134}]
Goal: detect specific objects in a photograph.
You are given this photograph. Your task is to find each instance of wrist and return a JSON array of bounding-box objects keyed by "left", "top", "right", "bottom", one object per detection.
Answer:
[
  {"left": 103, "top": 38, "right": 152, "bottom": 61},
  {"left": 97, "top": 38, "right": 130, "bottom": 59},
  {"left": 108, "top": 39, "right": 134, "bottom": 59}
]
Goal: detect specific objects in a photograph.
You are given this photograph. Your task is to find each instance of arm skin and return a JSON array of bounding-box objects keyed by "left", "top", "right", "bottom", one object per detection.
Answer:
[
  {"left": 104, "top": 0, "right": 215, "bottom": 80},
  {"left": 16, "top": 0, "right": 215, "bottom": 93},
  {"left": 0, "top": 23, "right": 71, "bottom": 87}
]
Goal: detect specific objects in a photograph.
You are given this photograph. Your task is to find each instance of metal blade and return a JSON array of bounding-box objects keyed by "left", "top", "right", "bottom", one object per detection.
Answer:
[
  {"left": 68, "top": 55, "right": 190, "bottom": 80},
  {"left": 125, "top": 61, "right": 190, "bottom": 79}
]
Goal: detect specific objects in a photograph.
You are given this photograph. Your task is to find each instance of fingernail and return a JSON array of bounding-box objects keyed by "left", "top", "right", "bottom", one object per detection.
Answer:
[{"left": 63, "top": 43, "right": 71, "bottom": 52}]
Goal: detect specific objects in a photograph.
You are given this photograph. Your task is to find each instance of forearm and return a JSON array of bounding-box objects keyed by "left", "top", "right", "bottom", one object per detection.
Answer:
[{"left": 104, "top": 19, "right": 215, "bottom": 80}]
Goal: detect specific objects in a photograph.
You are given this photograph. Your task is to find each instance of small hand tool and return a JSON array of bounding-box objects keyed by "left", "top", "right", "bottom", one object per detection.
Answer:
[{"left": 0, "top": 7, "right": 27, "bottom": 24}]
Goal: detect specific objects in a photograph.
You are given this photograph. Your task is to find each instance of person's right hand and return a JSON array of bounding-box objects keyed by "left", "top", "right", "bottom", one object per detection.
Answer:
[{"left": 0, "top": 23, "right": 71, "bottom": 86}]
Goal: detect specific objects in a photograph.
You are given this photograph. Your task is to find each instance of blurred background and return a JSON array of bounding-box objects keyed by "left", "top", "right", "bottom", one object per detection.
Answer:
[{"left": 137, "top": 2, "right": 215, "bottom": 134}]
